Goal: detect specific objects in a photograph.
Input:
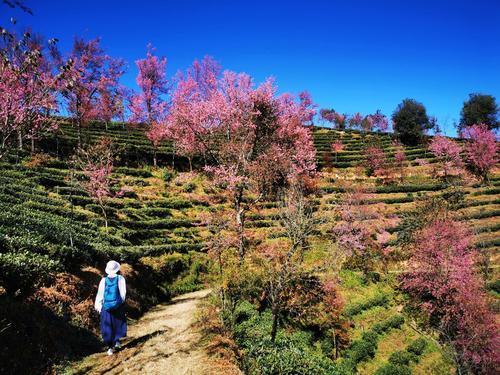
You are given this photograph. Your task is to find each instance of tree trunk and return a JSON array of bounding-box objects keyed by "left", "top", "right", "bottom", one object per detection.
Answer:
[
  {"left": 31, "top": 137, "right": 35, "bottom": 154},
  {"left": 235, "top": 192, "right": 245, "bottom": 261},
  {"left": 271, "top": 304, "right": 279, "bottom": 342},
  {"left": 189, "top": 157, "right": 193, "bottom": 172},
  {"left": 153, "top": 148, "right": 157, "bottom": 168},
  {"left": 18, "top": 130, "right": 23, "bottom": 150},
  {"left": 77, "top": 119, "right": 82, "bottom": 148},
  {"left": 171, "top": 142, "right": 176, "bottom": 169},
  {"left": 100, "top": 203, "right": 108, "bottom": 232},
  {"left": 332, "top": 328, "right": 338, "bottom": 359}
]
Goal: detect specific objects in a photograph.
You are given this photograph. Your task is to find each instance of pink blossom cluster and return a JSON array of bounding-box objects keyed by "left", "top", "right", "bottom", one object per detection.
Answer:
[
  {"left": 320, "top": 109, "right": 389, "bottom": 132},
  {"left": 129, "top": 44, "right": 169, "bottom": 125},
  {"left": 401, "top": 219, "right": 499, "bottom": 373},
  {"left": 0, "top": 32, "right": 60, "bottom": 157},
  {"left": 429, "top": 135, "right": 463, "bottom": 177},
  {"left": 461, "top": 124, "right": 498, "bottom": 181},
  {"left": 168, "top": 59, "right": 317, "bottom": 196}
]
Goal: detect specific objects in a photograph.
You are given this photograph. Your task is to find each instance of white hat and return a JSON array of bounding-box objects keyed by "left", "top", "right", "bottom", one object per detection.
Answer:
[{"left": 105, "top": 260, "right": 120, "bottom": 275}]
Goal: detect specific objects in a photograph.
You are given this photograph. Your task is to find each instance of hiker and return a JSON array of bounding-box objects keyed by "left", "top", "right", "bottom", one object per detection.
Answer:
[{"left": 94, "top": 260, "right": 127, "bottom": 356}]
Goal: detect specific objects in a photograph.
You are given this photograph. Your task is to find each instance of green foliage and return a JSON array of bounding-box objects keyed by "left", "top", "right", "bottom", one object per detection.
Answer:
[
  {"left": 114, "top": 166, "right": 153, "bottom": 178},
  {"left": 339, "top": 315, "right": 405, "bottom": 371},
  {"left": 392, "top": 98, "right": 433, "bottom": 145},
  {"left": 0, "top": 251, "right": 62, "bottom": 296},
  {"left": 459, "top": 93, "right": 499, "bottom": 131},
  {"left": 244, "top": 336, "right": 338, "bottom": 375},
  {"left": 487, "top": 279, "right": 500, "bottom": 295},
  {"left": 344, "top": 293, "right": 389, "bottom": 317},
  {"left": 166, "top": 253, "right": 209, "bottom": 296},
  {"left": 388, "top": 350, "right": 418, "bottom": 366},
  {"left": 371, "top": 315, "right": 405, "bottom": 334},
  {"left": 162, "top": 168, "right": 177, "bottom": 183},
  {"left": 406, "top": 337, "right": 427, "bottom": 356},
  {"left": 183, "top": 181, "right": 196, "bottom": 193},
  {"left": 374, "top": 363, "right": 412, "bottom": 375},
  {"left": 0, "top": 202, "right": 114, "bottom": 265},
  {"left": 375, "top": 338, "right": 427, "bottom": 375}
]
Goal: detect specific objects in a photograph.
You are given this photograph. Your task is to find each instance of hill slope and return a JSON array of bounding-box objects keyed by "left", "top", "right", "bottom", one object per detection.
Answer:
[{"left": 1, "top": 121, "right": 498, "bottom": 374}]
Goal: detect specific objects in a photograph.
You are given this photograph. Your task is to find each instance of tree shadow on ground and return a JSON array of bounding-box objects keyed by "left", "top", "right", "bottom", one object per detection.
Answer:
[
  {"left": 123, "top": 329, "right": 169, "bottom": 349},
  {"left": 0, "top": 296, "right": 101, "bottom": 375}
]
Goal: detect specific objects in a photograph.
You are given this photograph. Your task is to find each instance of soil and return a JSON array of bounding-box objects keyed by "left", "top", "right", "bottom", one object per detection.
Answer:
[{"left": 70, "top": 289, "right": 214, "bottom": 375}]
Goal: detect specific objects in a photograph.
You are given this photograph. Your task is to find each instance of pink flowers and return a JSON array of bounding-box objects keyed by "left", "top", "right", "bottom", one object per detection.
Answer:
[
  {"left": 74, "top": 137, "right": 115, "bottom": 229},
  {"left": 461, "top": 124, "right": 498, "bottom": 182},
  {"left": 0, "top": 32, "right": 60, "bottom": 158},
  {"left": 331, "top": 140, "right": 344, "bottom": 153},
  {"left": 330, "top": 140, "right": 344, "bottom": 162},
  {"left": 62, "top": 38, "right": 125, "bottom": 143},
  {"left": 401, "top": 219, "right": 499, "bottom": 373},
  {"left": 428, "top": 135, "right": 463, "bottom": 178},
  {"left": 129, "top": 45, "right": 170, "bottom": 166},
  {"left": 129, "top": 44, "right": 168, "bottom": 125},
  {"left": 349, "top": 112, "right": 364, "bottom": 128},
  {"left": 319, "top": 109, "right": 389, "bottom": 132},
  {"left": 168, "top": 58, "right": 317, "bottom": 258},
  {"left": 365, "top": 145, "right": 387, "bottom": 177}
]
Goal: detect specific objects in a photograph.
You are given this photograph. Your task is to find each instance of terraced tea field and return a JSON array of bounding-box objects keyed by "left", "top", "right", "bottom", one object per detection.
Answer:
[{"left": 2, "top": 121, "right": 498, "bottom": 374}]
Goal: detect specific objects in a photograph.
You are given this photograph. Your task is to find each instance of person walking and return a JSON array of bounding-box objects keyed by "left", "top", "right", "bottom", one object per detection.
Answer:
[{"left": 95, "top": 260, "right": 127, "bottom": 355}]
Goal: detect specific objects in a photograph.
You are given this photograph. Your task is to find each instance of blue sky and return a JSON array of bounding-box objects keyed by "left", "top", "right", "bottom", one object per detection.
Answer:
[{"left": 3, "top": 0, "right": 500, "bottom": 135}]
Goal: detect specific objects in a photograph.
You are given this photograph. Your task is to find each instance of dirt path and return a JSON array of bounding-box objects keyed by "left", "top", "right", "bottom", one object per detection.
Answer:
[{"left": 71, "top": 289, "right": 213, "bottom": 375}]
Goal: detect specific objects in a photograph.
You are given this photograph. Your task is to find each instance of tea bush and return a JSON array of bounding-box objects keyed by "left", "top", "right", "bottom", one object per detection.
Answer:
[{"left": 0, "top": 252, "right": 62, "bottom": 296}]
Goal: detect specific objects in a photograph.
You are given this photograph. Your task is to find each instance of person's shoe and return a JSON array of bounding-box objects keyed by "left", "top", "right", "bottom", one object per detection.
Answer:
[
  {"left": 114, "top": 341, "right": 121, "bottom": 350},
  {"left": 107, "top": 348, "right": 114, "bottom": 356}
]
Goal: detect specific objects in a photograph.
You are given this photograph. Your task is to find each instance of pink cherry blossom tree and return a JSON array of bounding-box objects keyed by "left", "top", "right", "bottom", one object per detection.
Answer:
[
  {"left": 0, "top": 28, "right": 64, "bottom": 159},
  {"left": 256, "top": 186, "right": 318, "bottom": 341},
  {"left": 169, "top": 63, "right": 316, "bottom": 260},
  {"left": 331, "top": 140, "right": 344, "bottom": 163},
  {"left": 461, "top": 124, "right": 498, "bottom": 183},
  {"left": 73, "top": 137, "right": 115, "bottom": 230},
  {"left": 333, "top": 112, "right": 347, "bottom": 130},
  {"left": 364, "top": 145, "right": 387, "bottom": 177},
  {"left": 331, "top": 187, "right": 383, "bottom": 275},
  {"left": 370, "top": 110, "right": 389, "bottom": 132},
  {"left": 429, "top": 135, "right": 463, "bottom": 180},
  {"left": 62, "top": 37, "right": 124, "bottom": 146},
  {"left": 129, "top": 44, "right": 169, "bottom": 166},
  {"left": 401, "top": 219, "right": 499, "bottom": 374},
  {"left": 349, "top": 112, "right": 363, "bottom": 129},
  {"left": 95, "top": 62, "right": 126, "bottom": 131},
  {"left": 320, "top": 108, "right": 336, "bottom": 126},
  {"left": 361, "top": 115, "right": 374, "bottom": 132}
]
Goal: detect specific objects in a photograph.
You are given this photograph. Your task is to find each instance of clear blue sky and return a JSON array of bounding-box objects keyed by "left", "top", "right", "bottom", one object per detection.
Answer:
[{"left": 3, "top": 0, "right": 500, "bottom": 135}]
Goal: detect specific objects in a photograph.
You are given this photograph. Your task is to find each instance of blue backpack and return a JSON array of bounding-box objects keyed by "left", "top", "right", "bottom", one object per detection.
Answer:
[{"left": 103, "top": 276, "right": 123, "bottom": 311}]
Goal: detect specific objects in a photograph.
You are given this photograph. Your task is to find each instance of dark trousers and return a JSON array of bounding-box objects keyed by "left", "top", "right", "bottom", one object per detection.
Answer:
[{"left": 100, "top": 304, "right": 127, "bottom": 347}]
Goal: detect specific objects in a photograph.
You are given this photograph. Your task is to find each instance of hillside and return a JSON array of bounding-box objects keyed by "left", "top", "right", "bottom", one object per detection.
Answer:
[{"left": 1, "top": 121, "right": 498, "bottom": 374}]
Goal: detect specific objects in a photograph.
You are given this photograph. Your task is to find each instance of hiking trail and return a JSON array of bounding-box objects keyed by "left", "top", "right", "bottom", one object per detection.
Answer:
[{"left": 70, "top": 289, "right": 214, "bottom": 375}]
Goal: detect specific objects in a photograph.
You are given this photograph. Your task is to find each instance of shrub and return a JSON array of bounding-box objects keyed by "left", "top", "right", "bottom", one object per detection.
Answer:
[
  {"left": 344, "top": 293, "right": 389, "bottom": 317},
  {"left": 345, "top": 331, "right": 378, "bottom": 364},
  {"left": 406, "top": 337, "right": 427, "bottom": 356},
  {"left": 162, "top": 168, "right": 176, "bottom": 183},
  {"left": 183, "top": 182, "right": 196, "bottom": 193},
  {"left": 372, "top": 315, "right": 404, "bottom": 334},
  {"left": 339, "top": 315, "right": 405, "bottom": 371},
  {"left": 388, "top": 350, "right": 417, "bottom": 366},
  {"left": 243, "top": 336, "right": 338, "bottom": 375},
  {"left": 0, "top": 252, "right": 62, "bottom": 296},
  {"left": 23, "top": 153, "right": 54, "bottom": 169},
  {"left": 374, "top": 363, "right": 412, "bottom": 375},
  {"left": 114, "top": 166, "right": 153, "bottom": 178}
]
